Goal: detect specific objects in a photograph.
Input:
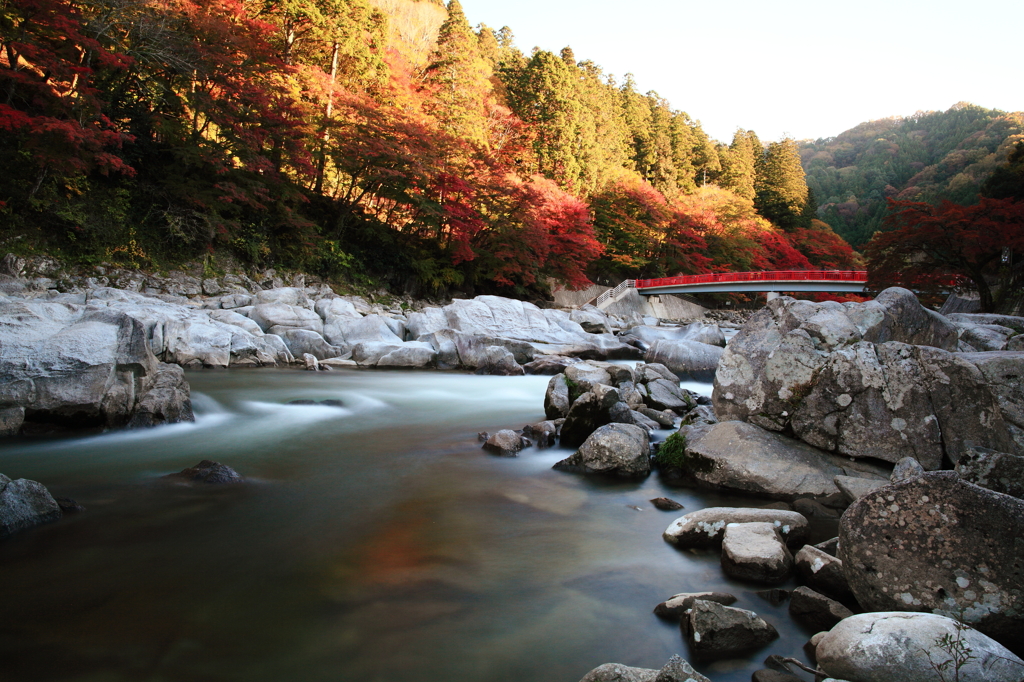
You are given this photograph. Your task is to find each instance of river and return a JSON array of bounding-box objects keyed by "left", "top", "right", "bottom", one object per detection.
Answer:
[{"left": 0, "top": 367, "right": 828, "bottom": 682}]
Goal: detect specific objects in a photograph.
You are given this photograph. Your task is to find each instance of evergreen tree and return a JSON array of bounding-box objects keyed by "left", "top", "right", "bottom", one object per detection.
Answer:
[
  {"left": 423, "top": 0, "right": 492, "bottom": 148},
  {"left": 755, "top": 138, "right": 811, "bottom": 230},
  {"left": 718, "top": 130, "right": 757, "bottom": 200}
]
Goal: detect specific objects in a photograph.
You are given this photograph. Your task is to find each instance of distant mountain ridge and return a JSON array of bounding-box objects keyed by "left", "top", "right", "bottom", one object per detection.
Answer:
[{"left": 800, "top": 103, "right": 1024, "bottom": 247}]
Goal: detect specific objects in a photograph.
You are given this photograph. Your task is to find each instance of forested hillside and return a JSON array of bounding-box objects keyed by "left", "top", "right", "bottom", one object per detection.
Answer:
[
  {"left": 0, "top": 0, "right": 862, "bottom": 297},
  {"left": 802, "top": 104, "right": 1024, "bottom": 247}
]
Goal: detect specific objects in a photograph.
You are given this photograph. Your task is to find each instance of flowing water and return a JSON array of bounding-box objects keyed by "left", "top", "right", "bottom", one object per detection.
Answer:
[{"left": 0, "top": 368, "right": 829, "bottom": 682}]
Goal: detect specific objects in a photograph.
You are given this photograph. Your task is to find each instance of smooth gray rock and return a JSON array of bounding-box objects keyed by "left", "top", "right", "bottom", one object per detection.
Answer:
[
  {"left": 678, "top": 421, "right": 889, "bottom": 502},
  {"left": 376, "top": 342, "right": 438, "bottom": 368},
  {"left": 472, "top": 346, "right": 523, "bottom": 375},
  {"left": 788, "top": 586, "right": 853, "bottom": 632},
  {"left": 794, "top": 544, "right": 852, "bottom": 602},
  {"left": 654, "top": 591, "right": 736, "bottom": 619},
  {"left": 254, "top": 287, "right": 310, "bottom": 308},
  {"left": 570, "top": 307, "right": 611, "bottom": 334},
  {"left": 834, "top": 475, "right": 888, "bottom": 503},
  {"left": 276, "top": 328, "right": 346, "bottom": 361},
  {"left": 248, "top": 302, "right": 323, "bottom": 334},
  {"left": 720, "top": 522, "right": 793, "bottom": 584},
  {"left": 955, "top": 445, "right": 1024, "bottom": 498},
  {"left": 522, "top": 356, "right": 579, "bottom": 375},
  {"left": 644, "top": 339, "right": 724, "bottom": 381},
  {"left": 642, "top": 378, "right": 695, "bottom": 413},
  {"left": 958, "top": 323, "right": 1016, "bottom": 351},
  {"left": 663, "top": 507, "right": 808, "bottom": 549},
  {"left": 816, "top": 612, "right": 1024, "bottom": 682},
  {"left": 323, "top": 314, "right": 401, "bottom": 348},
  {"left": 564, "top": 362, "right": 613, "bottom": 393},
  {"left": 683, "top": 599, "right": 779, "bottom": 656},
  {"left": 553, "top": 423, "right": 650, "bottom": 478},
  {"left": 126, "top": 364, "right": 193, "bottom": 428},
  {"left": 0, "top": 475, "right": 62, "bottom": 538},
  {"left": 314, "top": 297, "right": 361, "bottom": 321},
  {"left": 840, "top": 471, "right": 1024, "bottom": 654}
]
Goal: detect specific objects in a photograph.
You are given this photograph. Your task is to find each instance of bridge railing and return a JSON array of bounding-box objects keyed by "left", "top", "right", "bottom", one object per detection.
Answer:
[{"left": 635, "top": 270, "right": 868, "bottom": 289}]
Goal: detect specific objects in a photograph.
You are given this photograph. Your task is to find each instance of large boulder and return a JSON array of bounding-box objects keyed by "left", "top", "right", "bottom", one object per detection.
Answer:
[
  {"left": 787, "top": 586, "right": 853, "bottom": 632},
  {"left": 957, "top": 351, "right": 1024, "bottom": 453},
  {"left": 675, "top": 420, "right": 889, "bottom": 502},
  {"left": 816, "top": 612, "right": 1024, "bottom": 682},
  {"left": 126, "top": 364, "right": 194, "bottom": 428},
  {"left": 663, "top": 507, "right": 808, "bottom": 549},
  {"left": 713, "top": 290, "right": 970, "bottom": 458},
  {"left": 644, "top": 339, "right": 724, "bottom": 381},
  {"left": 0, "top": 299, "right": 195, "bottom": 433},
  {"left": 839, "top": 471, "right": 1024, "bottom": 654},
  {"left": 0, "top": 474, "right": 62, "bottom": 538},
  {"left": 789, "top": 342, "right": 1016, "bottom": 469},
  {"left": 553, "top": 423, "right": 650, "bottom": 478},
  {"left": 322, "top": 314, "right": 402, "bottom": 348}
]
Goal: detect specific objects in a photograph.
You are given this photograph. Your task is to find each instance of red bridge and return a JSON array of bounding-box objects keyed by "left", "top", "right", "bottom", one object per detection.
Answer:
[{"left": 596, "top": 270, "right": 869, "bottom": 306}]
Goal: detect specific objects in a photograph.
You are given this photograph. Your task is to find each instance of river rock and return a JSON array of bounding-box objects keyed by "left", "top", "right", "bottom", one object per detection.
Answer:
[
  {"left": 254, "top": 287, "right": 310, "bottom": 308},
  {"left": 649, "top": 496, "right": 684, "bottom": 511},
  {"left": 544, "top": 374, "right": 571, "bottom": 419},
  {"left": 472, "top": 346, "right": 523, "bottom": 375},
  {"left": 559, "top": 385, "right": 622, "bottom": 448},
  {"left": 570, "top": 306, "right": 611, "bottom": 334},
  {"left": 522, "top": 420, "right": 558, "bottom": 448},
  {"left": 644, "top": 339, "right": 724, "bottom": 381},
  {"left": 713, "top": 289, "right": 957, "bottom": 429},
  {"left": 790, "top": 341, "right": 1015, "bottom": 469},
  {"left": 642, "top": 378, "right": 695, "bottom": 413},
  {"left": 720, "top": 522, "right": 793, "bottom": 584},
  {"left": 564, "top": 362, "right": 613, "bottom": 393},
  {"left": 654, "top": 591, "right": 737, "bottom": 619},
  {"left": 955, "top": 445, "right": 1024, "bottom": 498},
  {"left": 794, "top": 544, "right": 852, "bottom": 602},
  {"left": 677, "top": 421, "right": 889, "bottom": 503},
  {"left": 577, "top": 655, "right": 710, "bottom": 682},
  {"left": 891, "top": 456, "right": 925, "bottom": 482},
  {"left": 683, "top": 599, "right": 779, "bottom": 657},
  {"left": 248, "top": 302, "right": 323, "bottom": 335},
  {"left": 833, "top": 475, "right": 888, "bottom": 504},
  {"left": 957, "top": 351, "right": 1024, "bottom": 453},
  {"left": 839, "top": 471, "right": 1024, "bottom": 654},
  {"left": 816, "top": 612, "right": 1024, "bottom": 682},
  {"left": 314, "top": 297, "right": 361, "bottom": 321},
  {"left": 376, "top": 342, "right": 438, "bottom": 368},
  {"left": 788, "top": 586, "right": 853, "bottom": 632},
  {"left": 165, "top": 460, "right": 243, "bottom": 484},
  {"left": 126, "top": 364, "right": 194, "bottom": 427},
  {"left": 276, "top": 328, "right": 346, "bottom": 360},
  {"left": 553, "top": 423, "right": 650, "bottom": 478},
  {"left": 663, "top": 507, "right": 808, "bottom": 549},
  {"left": 0, "top": 300, "right": 195, "bottom": 433},
  {"left": 482, "top": 430, "right": 528, "bottom": 457},
  {"left": 522, "top": 356, "right": 579, "bottom": 375},
  {"left": 323, "top": 314, "right": 402, "bottom": 348},
  {"left": 0, "top": 474, "right": 62, "bottom": 538}
]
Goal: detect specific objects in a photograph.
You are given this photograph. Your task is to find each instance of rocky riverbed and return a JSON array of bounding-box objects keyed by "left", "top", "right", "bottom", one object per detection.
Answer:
[{"left": 2, "top": 253, "right": 1024, "bottom": 682}]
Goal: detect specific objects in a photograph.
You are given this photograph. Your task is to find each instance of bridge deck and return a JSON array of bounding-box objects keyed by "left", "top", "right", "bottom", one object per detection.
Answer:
[{"left": 634, "top": 270, "right": 868, "bottom": 294}]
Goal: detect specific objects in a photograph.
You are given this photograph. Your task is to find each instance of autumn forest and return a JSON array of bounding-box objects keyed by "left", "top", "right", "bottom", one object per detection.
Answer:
[{"left": 1, "top": 0, "right": 1022, "bottom": 302}]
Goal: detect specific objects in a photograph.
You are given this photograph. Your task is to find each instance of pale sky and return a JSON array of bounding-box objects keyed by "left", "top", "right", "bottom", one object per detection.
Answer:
[{"left": 463, "top": 0, "right": 1023, "bottom": 144}]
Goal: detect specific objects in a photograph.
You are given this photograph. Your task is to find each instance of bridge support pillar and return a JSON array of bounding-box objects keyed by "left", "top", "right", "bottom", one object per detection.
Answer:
[{"left": 766, "top": 291, "right": 780, "bottom": 303}]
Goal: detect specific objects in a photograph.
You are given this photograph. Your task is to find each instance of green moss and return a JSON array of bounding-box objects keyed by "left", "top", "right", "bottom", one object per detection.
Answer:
[
  {"left": 563, "top": 374, "right": 583, "bottom": 403},
  {"left": 655, "top": 431, "right": 718, "bottom": 474}
]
